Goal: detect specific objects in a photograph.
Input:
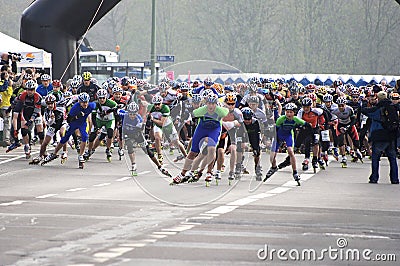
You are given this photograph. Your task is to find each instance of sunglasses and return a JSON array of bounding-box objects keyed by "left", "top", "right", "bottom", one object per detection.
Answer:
[{"left": 226, "top": 102, "right": 235, "bottom": 106}]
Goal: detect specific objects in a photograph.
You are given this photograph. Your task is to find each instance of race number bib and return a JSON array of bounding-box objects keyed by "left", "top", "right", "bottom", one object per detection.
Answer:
[{"left": 321, "top": 130, "right": 330, "bottom": 141}]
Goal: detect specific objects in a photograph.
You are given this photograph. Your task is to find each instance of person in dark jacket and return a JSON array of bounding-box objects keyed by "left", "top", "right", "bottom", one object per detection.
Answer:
[{"left": 361, "top": 91, "right": 398, "bottom": 184}]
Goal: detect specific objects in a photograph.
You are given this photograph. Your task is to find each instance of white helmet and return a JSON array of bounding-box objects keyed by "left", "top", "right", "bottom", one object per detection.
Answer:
[
  {"left": 336, "top": 97, "right": 347, "bottom": 105},
  {"left": 152, "top": 95, "right": 163, "bottom": 104},
  {"left": 25, "top": 80, "right": 37, "bottom": 90},
  {"left": 41, "top": 74, "right": 51, "bottom": 81},
  {"left": 96, "top": 89, "right": 108, "bottom": 98},
  {"left": 127, "top": 102, "right": 139, "bottom": 114}
]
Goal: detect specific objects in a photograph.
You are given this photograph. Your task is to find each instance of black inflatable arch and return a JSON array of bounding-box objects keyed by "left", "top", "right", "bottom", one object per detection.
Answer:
[{"left": 20, "top": 0, "right": 121, "bottom": 82}]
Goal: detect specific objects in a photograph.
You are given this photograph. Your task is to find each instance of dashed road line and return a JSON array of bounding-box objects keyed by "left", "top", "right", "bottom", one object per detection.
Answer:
[
  {"left": 66, "top": 188, "right": 87, "bottom": 192},
  {"left": 0, "top": 200, "right": 26, "bottom": 206},
  {"left": 93, "top": 183, "right": 111, "bottom": 187},
  {"left": 35, "top": 194, "right": 58, "bottom": 199}
]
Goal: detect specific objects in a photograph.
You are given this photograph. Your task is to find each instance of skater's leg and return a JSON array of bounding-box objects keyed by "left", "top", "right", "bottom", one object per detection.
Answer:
[{"left": 287, "top": 147, "right": 296, "bottom": 171}]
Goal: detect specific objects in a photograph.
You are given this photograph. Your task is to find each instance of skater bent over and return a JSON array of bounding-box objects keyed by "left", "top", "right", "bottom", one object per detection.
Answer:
[
  {"left": 172, "top": 94, "right": 228, "bottom": 185},
  {"left": 122, "top": 102, "right": 171, "bottom": 177},
  {"left": 41, "top": 92, "right": 95, "bottom": 167}
]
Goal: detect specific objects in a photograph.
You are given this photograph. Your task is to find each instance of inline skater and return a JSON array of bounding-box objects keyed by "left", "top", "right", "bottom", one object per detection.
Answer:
[
  {"left": 111, "top": 85, "right": 129, "bottom": 160},
  {"left": 85, "top": 89, "right": 117, "bottom": 162},
  {"left": 122, "top": 102, "right": 171, "bottom": 177},
  {"left": 29, "top": 94, "right": 68, "bottom": 164},
  {"left": 264, "top": 103, "right": 311, "bottom": 185},
  {"left": 8, "top": 80, "right": 43, "bottom": 158},
  {"left": 331, "top": 96, "right": 363, "bottom": 167},
  {"left": 214, "top": 93, "right": 244, "bottom": 184},
  {"left": 171, "top": 94, "right": 228, "bottom": 186},
  {"left": 146, "top": 94, "right": 187, "bottom": 165},
  {"left": 295, "top": 97, "right": 325, "bottom": 172},
  {"left": 41, "top": 92, "right": 95, "bottom": 168}
]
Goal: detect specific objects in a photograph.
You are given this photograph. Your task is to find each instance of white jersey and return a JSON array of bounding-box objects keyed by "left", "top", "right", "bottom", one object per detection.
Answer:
[{"left": 331, "top": 105, "right": 354, "bottom": 125}]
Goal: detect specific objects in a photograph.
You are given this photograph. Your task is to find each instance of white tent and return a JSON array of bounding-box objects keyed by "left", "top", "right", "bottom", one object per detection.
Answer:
[{"left": 0, "top": 32, "right": 52, "bottom": 68}]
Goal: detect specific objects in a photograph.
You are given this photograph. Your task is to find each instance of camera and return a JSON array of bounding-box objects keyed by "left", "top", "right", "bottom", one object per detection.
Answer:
[{"left": 8, "top": 52, "right": 22, "bottom": 62}]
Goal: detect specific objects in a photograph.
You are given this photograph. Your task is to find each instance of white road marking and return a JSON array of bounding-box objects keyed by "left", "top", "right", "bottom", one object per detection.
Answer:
[
  {"left": 0, "top": 200, "right": 26, "bottom": 206},
  {"left": 227, "top": 197, "right": 259, "bottom": 206},
  {"left": 93, "top": 183, "right": 111, "bottom": 187},
  {"left": 149, "top": 234, "right": 168, "bottom": 239},
  {"left": 35, "top": 194, "right": 58, "bottom": 199},
  {"left": 206, "top": 205, "right": 239, "bottom": 214},
  {"left": 152, "top": 231, "right": 177, "bottom": 235},
  {"left": 0, "top": 151, "right": 39, "bottom": 165},
  {"left": 161, "top": 225, "right": 195, "bottom": 232},
  {"left": 267, "top": 187, "right": 292, "bottom": 194},
  {"left": 116, "top": 176, "right": 132, "bottom": 182},
  {"left": 119, "top": 243, "right": 146, "bottom": 247},
  {"left": 66, "top": 188, "right": 87, "bottom": 192}
]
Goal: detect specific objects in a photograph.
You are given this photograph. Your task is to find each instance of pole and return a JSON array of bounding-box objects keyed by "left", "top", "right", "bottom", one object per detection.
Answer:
[{"left": 150, "top": 0, "right": 156, "bottom": 84}]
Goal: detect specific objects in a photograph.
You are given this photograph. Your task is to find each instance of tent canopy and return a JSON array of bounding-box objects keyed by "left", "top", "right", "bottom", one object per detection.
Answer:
[
  {"left": 177, "top": 73, "right": 400, "bottom": 87},
  {"left": 0, "top": 32, "right": 52, "bottom": 68}
]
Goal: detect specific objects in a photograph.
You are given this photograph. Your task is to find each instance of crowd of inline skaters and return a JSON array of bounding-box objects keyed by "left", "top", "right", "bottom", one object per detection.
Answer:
[{"left": 4, "top": 69, "right": 400, "bottom": 186}]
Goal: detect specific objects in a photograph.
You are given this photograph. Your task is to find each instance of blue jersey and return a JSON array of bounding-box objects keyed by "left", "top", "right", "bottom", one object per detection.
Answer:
[
  {"left": 36, "top": 84, "right": 53, "bottom": 97},
  {"left": 68, "top": 102, "right": 96, "bottom": 124},
  {"left": 122, "top": 112, "right": 143, "bottom": 134}
]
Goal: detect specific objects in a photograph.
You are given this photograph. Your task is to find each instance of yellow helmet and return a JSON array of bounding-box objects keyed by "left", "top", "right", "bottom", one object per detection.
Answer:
[
  {"left": 225, "top": 92, "right": 236, "bottom": 104},
  {"left": 82, "top": 71, "right": 92, "bottom": 81}
]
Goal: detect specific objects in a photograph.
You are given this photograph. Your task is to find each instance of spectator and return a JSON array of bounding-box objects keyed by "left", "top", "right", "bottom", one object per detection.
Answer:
[
  {"left": 36, "top": 74, "right": 53, "bottom": 97},
  {"left": 361, "top": 91, "right": 399, "bottom": 184},
  {"left": 0, "top": 70, "right": 13, "bottom": 146}
]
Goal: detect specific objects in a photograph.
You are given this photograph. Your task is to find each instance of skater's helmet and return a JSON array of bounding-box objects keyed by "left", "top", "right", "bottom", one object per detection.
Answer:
[
  {"left": 96, "top": 89, "right": 108, "bottom": 99},
  {"left": 301, "top": 97, "right": 312, "bottom": 106},
  {"left": 25, "top": 80, "right": 37, "bottom": 90},
  {"left": 241, "top": 107, "right": 254, "bottom": 120},
  {"left": 322, "top": 94, "right": 333, "bottom": 102},
  {"left": 78, "top": 92, "right": 90, "bottom": 102},
  {"left": 191, "top": 94, "right": 202, "bottom": 103},
  {"left": 127, "top": 102, "right": 139, "bottom": 114},
  {"left": 45, "top": 94, "right": 56, "bottom": 104},
  {"left": 336, "top": 97, "right": 347, "bottom": 105},
  {"left": 284, "top": 102, "right": 297, "bottom": 111},
  {"left": 206, "top": 93, "right": 218, "bottom": 103},
  {"left": 152, "top": 94, "right": 163, "bottom": 104}
]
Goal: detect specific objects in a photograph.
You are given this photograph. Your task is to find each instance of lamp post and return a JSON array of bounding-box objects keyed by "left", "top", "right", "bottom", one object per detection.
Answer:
[{"left": 150, "top": 0, "right": 156, "bottom": 84}]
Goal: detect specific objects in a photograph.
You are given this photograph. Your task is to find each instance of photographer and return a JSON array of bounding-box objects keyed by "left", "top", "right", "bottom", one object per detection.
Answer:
[
  {"left": 0, "top": 67, "right": 13, "bottom": 146},
  {"left": 0, "top": 52, "right": 19, "bottom": 74}
]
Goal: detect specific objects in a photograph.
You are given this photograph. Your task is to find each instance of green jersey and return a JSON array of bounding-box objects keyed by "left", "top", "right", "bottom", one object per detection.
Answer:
[
  {"left": 95, "top": 99, "right": 117, "bottom": 121},
  {"left": 147, "top": 103, "right": 173, "bottom": 128}
]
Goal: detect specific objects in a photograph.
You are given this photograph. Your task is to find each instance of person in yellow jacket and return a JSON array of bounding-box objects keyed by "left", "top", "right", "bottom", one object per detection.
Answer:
[{"left": 0, "top": 71, "right": 13, "bottom": 146}]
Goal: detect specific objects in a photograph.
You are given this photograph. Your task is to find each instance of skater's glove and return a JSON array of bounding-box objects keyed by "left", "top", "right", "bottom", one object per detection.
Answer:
[
  {"left": 106, "top": 107, "right": 117, "bottom": 114},
  {"left": 25, "top": 120, "right": 33, "bottom": 128}
]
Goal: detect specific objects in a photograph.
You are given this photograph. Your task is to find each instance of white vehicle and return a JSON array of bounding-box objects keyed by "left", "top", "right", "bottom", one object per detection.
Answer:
[{"left": 79, "top": 51, "right": 119, "bottom": 64}]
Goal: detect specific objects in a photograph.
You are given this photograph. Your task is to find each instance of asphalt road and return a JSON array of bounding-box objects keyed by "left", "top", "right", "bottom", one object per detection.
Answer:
[{"left": 0, "top": 144, "right": 399, "bottom": 266}]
